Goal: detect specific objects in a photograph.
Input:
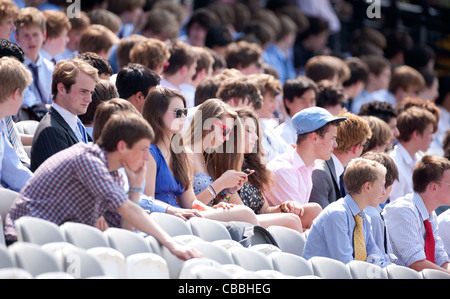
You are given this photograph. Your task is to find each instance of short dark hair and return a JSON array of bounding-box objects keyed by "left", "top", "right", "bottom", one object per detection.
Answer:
[
  {"left": 0, "top": 39, "right": 25, "bottom": 62},
  {"left": 95, "top": 107, "right": 153, "bottom": 152},
  {"left": 283, "top": 76, "right": 317, "bottom": 115},
  {"left": 76, "top": 52, "right": 114, "bottom": 77},
  {"left": 358, "top": 100, "right": 397, "bottom": 124},
  {"left": 115, "top": 63, "right": 160, "bottom": 99}
]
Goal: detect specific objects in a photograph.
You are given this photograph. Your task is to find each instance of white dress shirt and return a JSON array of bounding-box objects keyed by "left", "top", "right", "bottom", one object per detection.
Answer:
[{"left": 389, "top": 143, "right": 423, "bottom": 201}]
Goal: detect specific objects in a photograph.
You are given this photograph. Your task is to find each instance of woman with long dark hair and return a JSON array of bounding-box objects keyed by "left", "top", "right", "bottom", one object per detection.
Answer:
[{"left": 142, "top": 87, "right": 259, "bottom": 224}]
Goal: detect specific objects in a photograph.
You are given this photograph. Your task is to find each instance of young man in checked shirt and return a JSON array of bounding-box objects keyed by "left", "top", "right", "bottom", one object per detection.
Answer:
[{"left": 4, "top": 112, "right": 201, "bottom": 261}]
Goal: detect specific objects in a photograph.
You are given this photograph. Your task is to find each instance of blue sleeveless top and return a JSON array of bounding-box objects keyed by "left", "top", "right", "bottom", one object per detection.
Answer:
[{"left": 150, "top": 144, "right": 185, "bottom": 207}]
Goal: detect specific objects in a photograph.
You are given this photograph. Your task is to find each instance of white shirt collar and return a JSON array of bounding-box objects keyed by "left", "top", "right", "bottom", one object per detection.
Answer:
[
  {"left": 52, "top": 103, "right": 79, "bottom": 137},
  {"left": 331, "top": 153, "right": 344, "bottom": 177}
]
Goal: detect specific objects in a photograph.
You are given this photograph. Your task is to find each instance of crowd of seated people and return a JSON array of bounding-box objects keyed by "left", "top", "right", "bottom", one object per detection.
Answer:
[{"left": 0, "top": 0, "right": 449, "bottom": 275}]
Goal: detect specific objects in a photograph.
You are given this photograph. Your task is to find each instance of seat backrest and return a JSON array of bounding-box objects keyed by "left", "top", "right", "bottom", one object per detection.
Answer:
[
  {"left": 15, "top": 120, "right": 39, "bottom": 135},
  {"left": 0, "top": 189, "right": 19, "bottom": 225},
  {"left": 384, "top": 264, "right": 423, "bottom": 279},
  {"left": 190, "top": 240, "right": 234, "bottom": 264},
  {"left": 104, "top": 227, "right": 152, "bottom": 257},
  {"left": 86, "top": 247, "right": 128, "bottom": 279},
  {"left": 0, "top": 267, "right": 33, "bottom": 279},
  {"left": 347, "top": 260, "right": 387, "bottom": 279},
  {"left": 270, "top": 251, "right": 314, "bottom": 277},
  {"left": 63, "top": 247, "right": 106, "bottom": 279},
  {"left": 309, "top": 256, "right": 353, "bottom": 279},
  {"left": 0, "top": 245, "right": 14, "bottom": 269},
  {"left": 8, "top": 242, "right": 61, "bottom": 277},
  {"left": 267, "top": 225, "right": 306, "bottom": 256},
  {"left": 149, "top": 213, "right": 191, "bottom": 236},
  {"left": 15, "top": 216, "right": 65, "bottom": 245},
  {"left": 60, "top": 222, "right": 109, "bottom": 249},
  {"left": 421, "top": 268, "right": 450, "bottom": 279},
  {"left": 126, "top": 252, "right": 170, "bottom": 279},
  {"left": 188, "top": 217, "right": 231, "bottom": 242},
  {"left": 229, "top": 247, "right": 273, "bottom": 272}
]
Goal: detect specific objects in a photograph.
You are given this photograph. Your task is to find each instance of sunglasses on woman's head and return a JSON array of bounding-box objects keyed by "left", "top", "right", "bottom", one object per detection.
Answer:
[
  {"left": 174, "top": 108, "right": 188, "bottom": 118},
  {"left": 214, "top": 121, "right": 232, "bottom": 137}
]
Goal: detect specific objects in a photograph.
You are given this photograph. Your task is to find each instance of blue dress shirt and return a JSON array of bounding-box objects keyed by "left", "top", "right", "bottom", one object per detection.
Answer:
[
  {"left": 0, "top": 119, "right": 33, "bottom": 192},
  {"left": 302, "top": 194, "right": 390, "bottom": 268},
  {"left": 263, "top": 44, "right": 296, "bottom": 84},
  {"left": 23, "top": 55, "right": 54, "bottom": 107}
]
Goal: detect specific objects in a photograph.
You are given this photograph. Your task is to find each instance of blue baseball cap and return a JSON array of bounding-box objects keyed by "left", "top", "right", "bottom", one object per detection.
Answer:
[{"left": 292, "top": 107, "right": 347, "bottom": 135}]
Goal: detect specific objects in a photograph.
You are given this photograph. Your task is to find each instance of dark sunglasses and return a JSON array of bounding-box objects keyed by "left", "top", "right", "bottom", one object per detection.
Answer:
[
  {"left": 214, "top": 121, "right": 232, "bottom": 137},
  {"left": 174, "top": 108, "right": 188, "bottom": 118}
]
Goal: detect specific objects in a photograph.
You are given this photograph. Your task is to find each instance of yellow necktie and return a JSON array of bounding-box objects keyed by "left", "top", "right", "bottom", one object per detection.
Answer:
[{"left": 353, "top": 214, "right": 367, "bottom": 261}]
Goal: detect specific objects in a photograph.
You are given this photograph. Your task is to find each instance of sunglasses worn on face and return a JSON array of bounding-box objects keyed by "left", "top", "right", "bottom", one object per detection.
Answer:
[
  {"left": 214, "top": 121, "right": 232, "bottom": 137},
  {"left": 174, "top": 108, "right": 188, "bottom": 118}
]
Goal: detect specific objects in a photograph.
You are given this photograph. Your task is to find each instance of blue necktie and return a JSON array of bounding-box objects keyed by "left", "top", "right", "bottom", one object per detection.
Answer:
[
  {"left": 77, "top": 119, "right": 88, "bottom": 143},
  {"left": 28, "top": 63, "right": 47, "bottom": 104}
]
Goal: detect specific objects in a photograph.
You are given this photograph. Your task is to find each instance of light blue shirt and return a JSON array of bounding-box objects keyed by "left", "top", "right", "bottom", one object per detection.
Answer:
[
  {"left": 302, "top": 194, "right": 390, "bottom": 268},
  {"left": 0, "top": 119, "right": 33, "bottom": 192},
  {"left": 22, "top": 55, "right": 54, "bottom": 107},
  {"left": 262, "top": 44, "right": 296, "bottom": 84},
  {"left": 382, "top": 192, "right": 449, "bottom": 267}
]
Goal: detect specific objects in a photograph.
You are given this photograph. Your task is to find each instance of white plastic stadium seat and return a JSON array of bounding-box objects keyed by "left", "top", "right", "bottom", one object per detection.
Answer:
[
  {"left": 14, "top": 216, "right": 65, "bottom": 245},
  {"left": 309, "top": 256, "right": 353, "bottom": 279},
  {"left": 60, "top": 222, "right": 109, "bottom": 249},
  {"left": 104, "top": 227, "right": 153, "bottom": 257},
  {"left": 421, "top": 268, "right": 450, "bottom": 279},
  {"left": 347, "top": 260, "right": 387, "bottom": 279},
  {"left": 188, "top": 217, "right": 232, "bottom": 242},
  {"left": 149, "top": 212, "right": 192, "bottom": 236},
  {"left": 0, "top": 245, "right": 14, "bottom": 269},
  {"left": 267, "top": 225, "right": 306, "bottom": 256},
  {"left": 270, "top": 251, "right": 314, "bottom": 277},
  {"left": 229, "top": 247, "right": 273, "bottom": 272},
  {"left": 0, "top": 268, "right": 33, "bottom": 279},
  {"left": 8, "top": 242, "right": 62, "bottom": 277},
  {"left": 126, "top": 252, "right": 170, "bottom": 279},
  {"left": 178, "top": 257, "right": 222, "bottom": 279},
  {"left": 87, "top": 247, "right": 128, "bottom": 279},
  {"left": 384, "top": 264, "right": 423, "bottom": 279}
]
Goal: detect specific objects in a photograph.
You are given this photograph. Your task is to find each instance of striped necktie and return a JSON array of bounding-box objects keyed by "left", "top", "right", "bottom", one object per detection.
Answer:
[
  {"left": 353, "top": 214, "right": 367, "bottom": 261},
  {"left": 5, "top": 116, "right": 20, "bottom": 152}
]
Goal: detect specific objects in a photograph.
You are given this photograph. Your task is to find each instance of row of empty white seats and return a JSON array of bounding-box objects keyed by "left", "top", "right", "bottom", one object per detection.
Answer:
[
  {"left": 1, "top": 215, "right": 449, "bottom": 279},
  {"left": 1, "top": 187, "right": 450, "bottom": 279}
]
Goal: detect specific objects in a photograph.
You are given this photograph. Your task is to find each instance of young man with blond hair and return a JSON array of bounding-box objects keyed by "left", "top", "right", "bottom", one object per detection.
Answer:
[
  {"left": 31, "top": 58, "right": 100, "bottom": 171},
  {"left": 0, "top": 56, "right": 33, "bottom": 191},
  {"left": 15, "top": 7, "right": 53, "bottom": 108},
  {"left": 303, "top": 158, "right": 390, "bottom": 268}
]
